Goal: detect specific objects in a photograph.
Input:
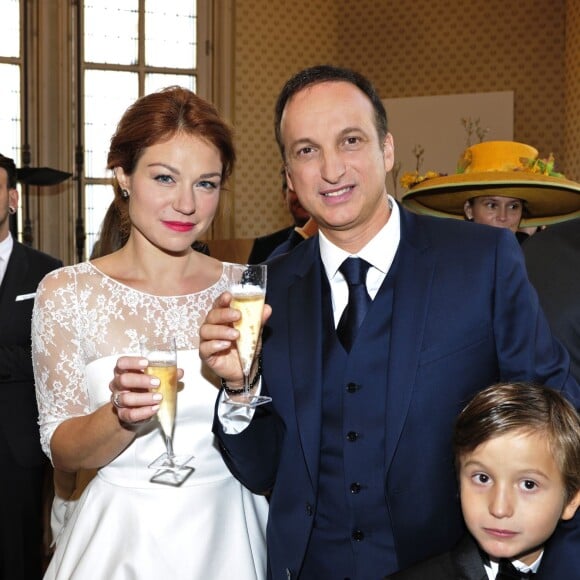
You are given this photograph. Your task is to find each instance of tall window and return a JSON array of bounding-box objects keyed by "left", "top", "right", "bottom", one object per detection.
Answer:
[
  {"left": 82, "top": 1, "right": 201, "bottom": 258},
  {"left": 0, "top": 0, "right": 221, "bottom": 261},
  {"left": 0, "top": 0, "right": 22, "bottom": 233}
]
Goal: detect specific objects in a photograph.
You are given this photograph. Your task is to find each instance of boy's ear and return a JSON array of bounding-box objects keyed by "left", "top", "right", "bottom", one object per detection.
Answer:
[{"left": 561, "top": 490, "right": 580, "bottom": 521}]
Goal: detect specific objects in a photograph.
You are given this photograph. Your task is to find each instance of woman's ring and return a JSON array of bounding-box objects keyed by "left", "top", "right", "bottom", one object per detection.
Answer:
[{"left": 112, "top": 392, "right": 122, "bottom": 408}]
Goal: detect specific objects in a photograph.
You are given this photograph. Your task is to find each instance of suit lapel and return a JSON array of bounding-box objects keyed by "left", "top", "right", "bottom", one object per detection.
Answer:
[
  {"left": 287, "top": 241, "right": 324, "bottom": 487},
  {"left": 452, "top": 535, "right": 488, "bottom": 580},
  {"left": 385, "top": 208, "right": 435, "bottom": 471}
]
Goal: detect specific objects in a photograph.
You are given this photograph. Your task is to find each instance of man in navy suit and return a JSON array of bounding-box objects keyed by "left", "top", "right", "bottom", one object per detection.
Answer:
[
  {"left": 0, "top": 153, "right": 62, "bottom": 578},
  {"left": 199, "top": 66, "right": 579, "bottom": 579}
]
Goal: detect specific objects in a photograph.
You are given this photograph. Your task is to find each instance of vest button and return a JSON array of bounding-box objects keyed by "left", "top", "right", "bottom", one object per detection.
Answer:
[
  {"left": 350, "top": 482, "right": 361, "bottom": 494},
  {"left": 346, "top": 382, "right": 359, "bottom": 393},
  {"left": 305, "top": 503, "right": 313, "bottom": 516},
  {"left": 346, "top": 431, "right": 359, "bottom": 442},
  {"left": 352, "top": 529, "right": 364, "bottom": 541}
]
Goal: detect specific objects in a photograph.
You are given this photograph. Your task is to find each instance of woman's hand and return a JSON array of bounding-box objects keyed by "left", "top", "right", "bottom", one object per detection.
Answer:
[{"left": 109, "top": 355, "right": 184, "bottom": 425}]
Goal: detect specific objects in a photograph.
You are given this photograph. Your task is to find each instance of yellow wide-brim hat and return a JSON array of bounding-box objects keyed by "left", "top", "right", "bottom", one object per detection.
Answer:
[{"left": 401, "top": 141, "right": 580, "bottom": 227}]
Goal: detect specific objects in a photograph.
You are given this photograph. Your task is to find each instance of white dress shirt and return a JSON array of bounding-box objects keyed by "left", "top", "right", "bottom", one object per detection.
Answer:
[
  {"left": 485, "top": 552, "right": 543, "bottom": 578},
  {"left": 319, "top": 195, "right": 400, "bottom": 326},
  {"left": 0, "top": 233, "right": 14, "bottom": 287}
]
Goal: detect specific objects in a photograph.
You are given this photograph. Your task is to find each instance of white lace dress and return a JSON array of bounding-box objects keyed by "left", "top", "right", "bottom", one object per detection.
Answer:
[{"left": 32, "top": 262, "right": 268, "bottom": 580}]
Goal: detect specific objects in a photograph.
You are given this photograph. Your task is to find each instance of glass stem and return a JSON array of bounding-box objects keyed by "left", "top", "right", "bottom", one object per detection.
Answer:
[{"left": 165, "top": 434, "right": 175, "bottom": 467}]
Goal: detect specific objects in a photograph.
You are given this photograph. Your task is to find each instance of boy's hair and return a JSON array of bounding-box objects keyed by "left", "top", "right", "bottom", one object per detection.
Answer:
[{"left": 453, "top": 382, "right": 580, "bottom": 503}]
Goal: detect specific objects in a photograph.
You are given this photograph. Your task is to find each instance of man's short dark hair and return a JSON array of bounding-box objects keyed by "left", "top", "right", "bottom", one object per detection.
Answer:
[
  {"left": 0, "top": 154, "right": 17, "bottom": 189},
  {"left": 274, "top": 64, "right": 388, "bottom": 160}
]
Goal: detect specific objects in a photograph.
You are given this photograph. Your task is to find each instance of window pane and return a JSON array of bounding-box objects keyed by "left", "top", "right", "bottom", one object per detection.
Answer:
[
  {"left": 85, "top": 184, "right": 115, "bottom": 258},
  {"left": 145, "top": 73, "right": 195, "bottom": 95},
  {"left": 0, "top": 64, "right": 21, "bottom": 162},
  {"left": 84, "top": 0, "right": 138, "bottom": 65},
  {"left": 84, "top": 70, "right": 138, "bottom": 178},
  {"left": 83, "top": 0, "right": 201, "bottom": 260},
  {"left": 0, "top": 0, "right": 20, "bottom": 57},
  {"left": 0, "top": 62, "right": 22, "bottom": 237},
  {"left": 145, "top": 0, "right": 196, "bottom": 68}
]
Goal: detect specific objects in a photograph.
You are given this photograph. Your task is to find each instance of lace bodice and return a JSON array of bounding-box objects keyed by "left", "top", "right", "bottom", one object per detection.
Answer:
[{"left": 32, "top": 261, "right": 229, "bottom": 457}]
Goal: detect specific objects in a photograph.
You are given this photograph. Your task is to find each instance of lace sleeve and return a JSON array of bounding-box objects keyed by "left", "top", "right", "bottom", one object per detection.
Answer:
[{"left": 32, "top": 268, "right": 90, "bottom": 460}]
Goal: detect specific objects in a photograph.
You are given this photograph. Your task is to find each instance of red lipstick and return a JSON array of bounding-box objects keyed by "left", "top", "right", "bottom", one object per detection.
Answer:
[{"left": 163, "top": 221, "right": 195, "bottom": 232}]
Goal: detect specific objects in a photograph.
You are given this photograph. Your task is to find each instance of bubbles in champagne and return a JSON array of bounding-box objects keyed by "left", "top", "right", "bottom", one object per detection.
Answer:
[
  {"left": 145, "top": 364, "right": 177, "bottom": 437},
  {"left": 230, "top": 285, "right": 265, "bottom": 375}
]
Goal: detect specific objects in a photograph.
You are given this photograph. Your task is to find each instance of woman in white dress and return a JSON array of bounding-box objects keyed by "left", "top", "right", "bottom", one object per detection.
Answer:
[{"left": 32, "top": 87, "right": 268, "bottom": 579}]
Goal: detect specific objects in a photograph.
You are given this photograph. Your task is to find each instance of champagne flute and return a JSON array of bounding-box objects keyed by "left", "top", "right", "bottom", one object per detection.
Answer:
[
  {"left": 225, "top": 263, "right": 272, "bottom": 408},
  {"left": 141, "top": 337, "right": 194, "bottom": 485}
]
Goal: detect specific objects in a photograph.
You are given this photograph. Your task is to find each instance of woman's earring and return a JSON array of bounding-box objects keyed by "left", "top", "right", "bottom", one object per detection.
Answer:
[
  {"left": 8, "top": 206, "right": 16, "bottom": 215},
  {"left": 121, "top": 189, "right": 129, "bottom": 199}
]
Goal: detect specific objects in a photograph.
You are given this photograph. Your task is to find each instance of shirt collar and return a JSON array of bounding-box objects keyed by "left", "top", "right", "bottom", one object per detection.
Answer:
[
  {"left": 487, "top": 551, "right": 543, "bottom": 577},
  {"left": 319, "top": 195, "right": 400, "bottom": 280}
]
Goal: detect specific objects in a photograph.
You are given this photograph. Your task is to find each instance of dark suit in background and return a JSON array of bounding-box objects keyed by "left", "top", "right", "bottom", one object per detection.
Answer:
[
  {"left": 523, "top": 218, "right": 580, "bottom": 382},
  {"left": 248, "top": 225, "right": 294, "bottom": 264},
  {"left": 248, "top": 168, "right": 310, "bottom": 265},
  {"left": 0, "top": 240, "right": 62, "bottom": 579}
]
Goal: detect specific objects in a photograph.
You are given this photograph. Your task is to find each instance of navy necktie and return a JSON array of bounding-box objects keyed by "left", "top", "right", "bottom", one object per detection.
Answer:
[
  {"left": 337, "top": 257, "right": 371, "bottom": 351},
  {"left": 497, "top": 559, "right": 535, "bottom": 579}
]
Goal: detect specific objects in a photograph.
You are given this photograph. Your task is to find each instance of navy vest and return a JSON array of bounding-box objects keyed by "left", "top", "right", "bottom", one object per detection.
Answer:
[{"left": 301, "top": 259, "right": 399, "bottom": 579}]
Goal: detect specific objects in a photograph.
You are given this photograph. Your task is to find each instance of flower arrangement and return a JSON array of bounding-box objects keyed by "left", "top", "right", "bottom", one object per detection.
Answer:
[
  {"left": 397, "top": 114, "right": 565, "bottom": 191},
  {"left": 399, "top": 143, "right": 445, "bottom": 190},
  {"left": 400, "top": 170, "right": 445, "bottom": 190},
  {"left": 518, "top": 153, "right": 565, "bottom": 178}
]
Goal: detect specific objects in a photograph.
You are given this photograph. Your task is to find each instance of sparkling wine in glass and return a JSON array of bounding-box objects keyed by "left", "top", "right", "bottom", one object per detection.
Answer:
[
  {"left": 225, "top": 263, "right": 272, "bottom": 408},
  {"left": 142, "top": 337, "right": 194, "bottom": 485}
]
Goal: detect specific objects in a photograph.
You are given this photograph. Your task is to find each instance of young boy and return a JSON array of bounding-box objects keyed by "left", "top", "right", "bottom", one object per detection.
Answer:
[{"left": 386, "top": 382, "right": 580, "bottom": 579}]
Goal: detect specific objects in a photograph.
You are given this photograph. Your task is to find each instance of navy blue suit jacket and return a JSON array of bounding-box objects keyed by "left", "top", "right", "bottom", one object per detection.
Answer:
[{"left": 214, "top": 206, "right": 579, "bottom": 579}]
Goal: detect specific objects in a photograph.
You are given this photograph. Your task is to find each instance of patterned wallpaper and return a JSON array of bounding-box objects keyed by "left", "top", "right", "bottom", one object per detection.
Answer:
[
  {"left": 338, "top": 1, "right": 565, "bottom": 169},
  {"left": 233, "top": 0, "right": 337, "bottom": 238},
  {"left": 565, "top": 0, "right": 580, "bottom": 180},
  {"left": 232, "top": 0, "right": 572, "bottom": 239}
]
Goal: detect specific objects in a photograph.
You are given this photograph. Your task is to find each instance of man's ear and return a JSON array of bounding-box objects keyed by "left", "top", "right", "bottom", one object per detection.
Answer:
[
  {"left": 285, "top": 166, "right": 295, "bottom": 194},
  {"left": 382, "top": 133, "right": 394, "bottom": 173},
  {"left": 561, "top": 490, "right": 580, "bottom": 521},
  {"left": 8, "top": 188, "right": 19, "bottom": 212}
]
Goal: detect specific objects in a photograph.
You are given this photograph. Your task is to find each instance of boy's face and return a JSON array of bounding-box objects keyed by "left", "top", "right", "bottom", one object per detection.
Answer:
[{"left": 459, "top": 429, "right": 580, "bottom": 566}]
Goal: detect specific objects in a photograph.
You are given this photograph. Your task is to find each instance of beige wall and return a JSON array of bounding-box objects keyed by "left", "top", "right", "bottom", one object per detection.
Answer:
[
  {"left": 233, "top": 0, "right": 574, "bottom": 239},
  {"left": 233, "top": 0, "right": 338, "bottom": 239}
]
